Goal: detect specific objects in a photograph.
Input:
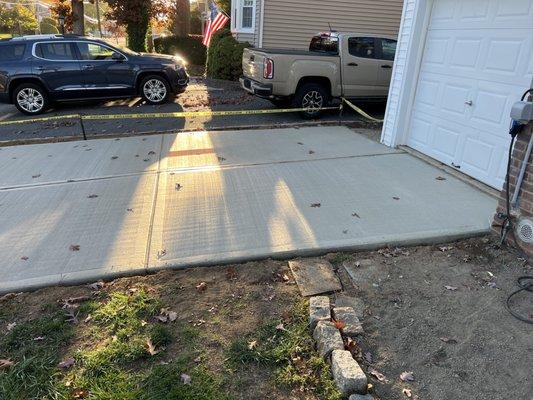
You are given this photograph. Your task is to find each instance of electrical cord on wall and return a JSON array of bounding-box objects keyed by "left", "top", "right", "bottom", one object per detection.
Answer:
[{"left": 500, "top": 88, "right": 533, "bottom": 324}]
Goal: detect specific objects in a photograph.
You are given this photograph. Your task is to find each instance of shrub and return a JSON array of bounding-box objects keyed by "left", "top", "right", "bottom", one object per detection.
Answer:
[
  {"left": 154, "top": 35, "right": 206, "bottom": 66},
  {"left": 40, "top": 22, "right": 59, "bottom": 34},
  {"left": 206, "top": 30, "right": 250, "bottom": 81}
]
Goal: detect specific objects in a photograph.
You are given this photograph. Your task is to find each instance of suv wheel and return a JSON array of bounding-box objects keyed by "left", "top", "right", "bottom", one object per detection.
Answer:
[
  {"left": 140, "top": 75, "right": 170, "bottom": 105},
  {"left": 293, "top": 83, "right": 330, "bottom": 119},
  {"left": 14, "top": 83, "right": 49, "bottom": 115}
]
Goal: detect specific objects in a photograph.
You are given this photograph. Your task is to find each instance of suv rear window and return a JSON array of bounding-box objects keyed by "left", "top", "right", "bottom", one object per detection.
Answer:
[
  {"left": 0, "top": 44, "right": 26, "bottom": 61},
  {"left": 35, "top": 43, "right": 76, "bottom": 61},
  {"left": 309, "top": 35, "right": 339, "bottom": 54}
]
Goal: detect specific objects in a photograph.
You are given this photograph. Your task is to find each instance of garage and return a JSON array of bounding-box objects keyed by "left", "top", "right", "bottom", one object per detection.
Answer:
[{"left": 382, "top": 0, "right": 533, "bottom": 189}]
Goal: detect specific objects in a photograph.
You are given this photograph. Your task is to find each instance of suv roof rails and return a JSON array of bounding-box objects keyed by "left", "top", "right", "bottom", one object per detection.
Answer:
[{"left": 11, "top": 34, "right": 85, "bottom": 41}]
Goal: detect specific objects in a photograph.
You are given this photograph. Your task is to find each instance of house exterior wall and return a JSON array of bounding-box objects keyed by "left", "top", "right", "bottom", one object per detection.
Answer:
[
  {"left": 493, "top": 122, "right": 533, "bottom": 258},
  {"left": 262, "top": 0, "right": 403, "bottom": 49},
  {"left": 232, "top": 0, "right": 262, "bottom": 47}
]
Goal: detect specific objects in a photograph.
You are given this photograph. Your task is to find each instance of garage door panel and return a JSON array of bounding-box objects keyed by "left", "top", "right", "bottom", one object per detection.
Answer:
[{"left": 407, "top": 0, "right": 533, "bottom": 189}]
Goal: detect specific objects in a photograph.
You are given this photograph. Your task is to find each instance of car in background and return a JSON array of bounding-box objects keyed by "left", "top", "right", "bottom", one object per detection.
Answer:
[
  {"left": 240, "top": 32, "right": 396, "bottom": 118},
  {"left": 0, "top": 34, "right": 189, "bottom": 115}
]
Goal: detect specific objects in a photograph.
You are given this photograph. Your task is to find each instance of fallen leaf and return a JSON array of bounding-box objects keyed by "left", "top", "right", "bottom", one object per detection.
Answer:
[
  {"left": 435, "top": 176, "right": 447, "bottom": 181},
  {"left": 175, "top": 183, "right": 183, "bottom": 191},
  {"left": 248, "top": 340, "right": 258, "bottom": 350},
  {"left": 282, "top": 273, "right": 290, "bottom": 282},
  {"left": 393, "top": 196, "right": 400, "bottom": 200},
  {"left": 156, "top": 308, "right": 178, "bottom": 323},
  {"left": 64, "top": 309, "right": 79, "bottom": 324},
  {"left": 0, "top": 293, "right": 18, "bottom": 302},
  {"left": 364, "top": 351, "right": 373, "bottom": 363},
  {"left": 310, "top": 203, "right": 321, "bottom": 208},
  {"left": 70, "top": 388, "right": 89, "bottom": 399},
  {"left": 20, "top": 256, "right": 29, "bottom": 261},
  {"left": 438, "top": 245, "right": 453, "bottom": 252},
  {"left": 33, "top": 336, "right": 45, "bottom": 341},
  {"left": 148, "top": 151, "right": 156, "bottom": 155},
  {"left": 444, "top": 285, "right": 458, "bottom": 291},
  {"left": 352, "top": 212, "right": 361, "bottom": 218},
  {"left": 87, "top": 281, "right": 105, "bottom": 291},
  {"left": 87, "top": 194, "right": 98, "bottom": 199},
  {"left": 0, "top": 359, "right": 14, "bottom": 370},
  {"left": 146, "top": 339, "right": 159, "bottom": 356},
  {"left": 403, "top": 388, "right": 412, "bottom": 398},
  {"left": 226, "top": 266, "right": 238, "bottom": 280},
  {"left": 333, "top": 319, "right": 346, "bottom": 330},
  {"left": 7, "top": 322, "right": 16, "bottom": 331},
  {"left": 32, "top": 174, "right": 41, "bottom": 179},
  {"left": 61, "top": 296, "right": 90, "bottom": 307},
  {"left": 275, "top": 323, "right": 287, "bottom": 332},
  {"left": 58, "top": 357, "right": 75, "bottom": 369},
  {"left": 196, "top": 282, "right": 207, "bottom": 292},
  {"left": 369, "top": 368, "right": 389, "bottom": 383},
  {"left": 439, "top": 337, "right": 458, "bottom": 344},
  {"left": 400, "top": 371, "right": 415, "bottom": 382},
  {"left": 345, "top": 338, "right": 362, "bottom": 358},
  {"left": 180, "top": 373, "right": 191, "bottom": 385},
  {"left": 127, "top": 208, "right": 134, "bottom": 212},
  {"left": 111, "top": 156, "right": 118, "bottom": 160},
  {"left": 308, "top": 150, "right": 315, "bottom": 154},
  {"left": 69, "top": 245, "right": 80, "bottom": 251}
]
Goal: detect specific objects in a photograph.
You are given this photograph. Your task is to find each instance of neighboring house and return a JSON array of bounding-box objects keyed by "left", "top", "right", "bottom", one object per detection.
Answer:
[
  {"left": 381, "top": 0, "right": 533, "bottom": 191},
  {"left": 230, "top": 0, "right": 404, "bottom": 49}
]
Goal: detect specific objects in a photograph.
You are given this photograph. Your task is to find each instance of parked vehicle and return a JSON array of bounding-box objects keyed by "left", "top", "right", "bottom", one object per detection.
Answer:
[
  {"left": 0, "top": 35, "right": 189, "bottom": 115},
  {"left": 240, "top": 32, "right": 397, "bottom": 117}
]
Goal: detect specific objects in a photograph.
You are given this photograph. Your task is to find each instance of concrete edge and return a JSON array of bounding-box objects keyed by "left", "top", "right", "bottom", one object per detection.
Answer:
[
  {"left": 399, "top": 145, "right": 500, "bottom": 199},
  {"left": 0, "top": 119, "right": 370, "bottom": 148},
  {"left": 0, "top": 227, "right": 489, "bottom": 296}
]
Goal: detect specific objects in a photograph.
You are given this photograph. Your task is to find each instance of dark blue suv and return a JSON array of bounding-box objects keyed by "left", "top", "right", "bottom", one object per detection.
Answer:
[{"left": 0, "top": 35, "right": 189, "bottom": 115}]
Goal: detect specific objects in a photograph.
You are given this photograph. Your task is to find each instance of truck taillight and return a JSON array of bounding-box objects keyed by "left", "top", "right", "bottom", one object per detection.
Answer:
[{"left": 263, "top": 58, "right": 274, "bottom": 79}]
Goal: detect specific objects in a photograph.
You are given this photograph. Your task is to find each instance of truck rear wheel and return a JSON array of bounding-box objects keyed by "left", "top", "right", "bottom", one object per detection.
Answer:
[{"left": 293, "top": 83, "right": 329, "bottom": 119}]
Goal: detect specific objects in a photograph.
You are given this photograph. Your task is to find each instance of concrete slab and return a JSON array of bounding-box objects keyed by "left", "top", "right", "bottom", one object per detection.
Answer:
[
  {"left": 159, "top": 126, "right": 400, "bottom": 170},
  {"left": 0, "top": 135, "right": 162, "bottom": 188},
  {"left": 0, "top": 125, "right": 498, "bottom": 293},
  {"left": 0, "top": 175, "right": 156, "bottom": 293},
  {"left": 289, "top": 259, "right": 342, "bottom": 296},
  {"left": 148, "top": 152, "right": 496, "bottom": 270}
]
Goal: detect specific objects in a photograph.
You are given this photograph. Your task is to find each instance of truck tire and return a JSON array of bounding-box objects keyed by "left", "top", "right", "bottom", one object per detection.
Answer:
[
  {"left": 293, "top": 82, "right": 329, "bottom": 119},
  {"left": 13, "top": 83, "right": 50, "bottom": 115}
]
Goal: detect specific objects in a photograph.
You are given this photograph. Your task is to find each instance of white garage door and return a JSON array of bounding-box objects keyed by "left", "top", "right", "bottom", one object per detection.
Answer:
[{"left": 407, "top": 0, "right": 533, "bottom": 189}]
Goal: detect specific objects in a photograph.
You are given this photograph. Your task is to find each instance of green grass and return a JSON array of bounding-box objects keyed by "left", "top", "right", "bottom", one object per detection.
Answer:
[
  {"left": 0, "top": 310, "right": 74, "bottom": 400},
  {"left": 226, "top": 299, "right": 342, "bottom": 400}
]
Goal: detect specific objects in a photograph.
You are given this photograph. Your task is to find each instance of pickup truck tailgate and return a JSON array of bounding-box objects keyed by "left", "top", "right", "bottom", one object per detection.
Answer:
[{"left": 242, "top": 48, "right": 265, "bottom": 81}]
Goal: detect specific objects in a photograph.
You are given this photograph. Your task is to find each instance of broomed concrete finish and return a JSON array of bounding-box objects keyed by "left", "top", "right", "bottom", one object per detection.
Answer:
[{"left": 0, "top": 126, "right": 497, "bottom": 293}]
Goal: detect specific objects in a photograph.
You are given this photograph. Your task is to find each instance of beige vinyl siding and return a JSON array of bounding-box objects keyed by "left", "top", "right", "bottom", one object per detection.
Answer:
[
  {"left": 262, "top": 0, "right": 403, "bottom": 49},
  {"left": 232, "top": 0, "right": 262, "bottom": 47}
]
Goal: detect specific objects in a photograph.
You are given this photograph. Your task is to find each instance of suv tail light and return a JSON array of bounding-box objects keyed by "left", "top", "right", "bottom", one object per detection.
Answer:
[{"left": 263, "top": 58, "right": 274, "bottom": 79}]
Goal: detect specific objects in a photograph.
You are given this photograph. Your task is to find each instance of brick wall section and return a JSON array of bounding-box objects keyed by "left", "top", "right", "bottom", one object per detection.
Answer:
[{"left": 493, "top": 121, "right": 533, "bottom": 257}]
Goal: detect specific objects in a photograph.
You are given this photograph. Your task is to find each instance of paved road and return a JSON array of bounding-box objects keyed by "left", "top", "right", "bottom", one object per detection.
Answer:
[
  {"left": 0, "top": 77, "right": 386, "bottom": 142},
  {"left": 0, "top": 125, "right": 496, "bottom": 293}
]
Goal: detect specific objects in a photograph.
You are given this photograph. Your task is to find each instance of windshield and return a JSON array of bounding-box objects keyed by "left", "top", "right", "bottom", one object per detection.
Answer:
[{"left": 309, "top": 35, "right": 339, "bottom": 54}]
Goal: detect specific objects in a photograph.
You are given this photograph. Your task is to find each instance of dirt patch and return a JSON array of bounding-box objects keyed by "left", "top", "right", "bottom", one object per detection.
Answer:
[{"left": 331, "top": 236, "right": 532, "bottom": 400}]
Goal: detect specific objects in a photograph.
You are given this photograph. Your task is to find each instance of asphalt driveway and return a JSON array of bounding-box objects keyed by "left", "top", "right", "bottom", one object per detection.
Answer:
[
  {"left": 0, "top": 77, "right": 384, "bottom": 142},
  {"left": 0, "top": 125, "right": 496, "bottom": 293}
]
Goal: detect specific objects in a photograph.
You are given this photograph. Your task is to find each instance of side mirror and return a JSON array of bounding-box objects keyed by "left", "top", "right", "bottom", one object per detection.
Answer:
[{"left": 112, "top": 52, "right": 124, "bottom": 61}]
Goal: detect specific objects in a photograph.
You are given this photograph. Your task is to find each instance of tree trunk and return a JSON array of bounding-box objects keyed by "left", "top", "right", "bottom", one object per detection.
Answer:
[
  {"left": 71, "top": 0, "right": 84, "bottom": 34},
  {"left": 172, "top": 0, "right": 191, "bottom": 37}
]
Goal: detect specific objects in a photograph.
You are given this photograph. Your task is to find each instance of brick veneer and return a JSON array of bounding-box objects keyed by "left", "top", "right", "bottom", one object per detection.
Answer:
[{"left": 492, "top": 121, "right": 533, "bottom": 257}]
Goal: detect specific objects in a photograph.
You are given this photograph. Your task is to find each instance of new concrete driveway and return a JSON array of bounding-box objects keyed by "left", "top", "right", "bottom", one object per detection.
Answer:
[{"left": 0, "top": 126, "right": 497, "bottom": 293}]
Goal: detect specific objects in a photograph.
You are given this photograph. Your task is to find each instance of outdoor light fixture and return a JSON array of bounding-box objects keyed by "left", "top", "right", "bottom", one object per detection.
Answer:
[{"left": 58, "top": 15, "right": 66, "bottom": 34}]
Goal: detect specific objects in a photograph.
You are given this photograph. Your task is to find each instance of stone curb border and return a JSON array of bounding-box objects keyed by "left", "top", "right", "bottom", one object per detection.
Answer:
[{"left": 309, "top": 296, "right": 374, "bottom": 400}]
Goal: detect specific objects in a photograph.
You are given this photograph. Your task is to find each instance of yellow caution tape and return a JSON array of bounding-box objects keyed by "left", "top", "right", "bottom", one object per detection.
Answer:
[
  {"left": 0, "top": 100, "right": 382, "bottom": 127},
  {"left": 0, "top": 106, "right": 340, "bottom": 126},
  {"left": 341, "top": 98, "right": 384, "bottom": 123}
]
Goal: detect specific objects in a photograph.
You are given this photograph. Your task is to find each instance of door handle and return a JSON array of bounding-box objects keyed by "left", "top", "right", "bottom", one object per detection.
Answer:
[
  {"left": 347, "top": 62, "right": 358, "bottom": 67},
  {"left": 82, "top": 64, "right": 94, "bottom": 70},
  {"left": 381, "top": 65, "right": 392, "bottom": 69}
]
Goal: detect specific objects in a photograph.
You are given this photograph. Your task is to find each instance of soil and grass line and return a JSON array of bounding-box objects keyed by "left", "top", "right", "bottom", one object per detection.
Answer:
[{"left": 0, "top": 267, "right": 339, "bottom": 400}]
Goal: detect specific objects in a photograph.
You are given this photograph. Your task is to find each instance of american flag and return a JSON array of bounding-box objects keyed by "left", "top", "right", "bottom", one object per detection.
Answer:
[{"left": 202, "top": 2, "right": 230, "bottom": 47}]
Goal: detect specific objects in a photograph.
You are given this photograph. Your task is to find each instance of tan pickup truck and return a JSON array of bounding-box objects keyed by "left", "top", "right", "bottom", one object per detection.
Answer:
[{"left": 240, "top": 32, "right": 397, "bottom": 117}]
